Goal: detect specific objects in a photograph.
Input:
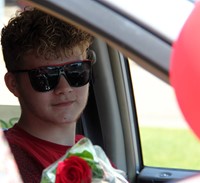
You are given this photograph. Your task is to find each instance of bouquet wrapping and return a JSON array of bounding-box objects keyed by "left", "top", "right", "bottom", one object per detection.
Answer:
[{"left": 40, "top": 137, "right": 128, "bottom": 183}]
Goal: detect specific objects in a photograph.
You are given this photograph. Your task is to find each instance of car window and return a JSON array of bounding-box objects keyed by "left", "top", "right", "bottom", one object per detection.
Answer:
[
  {"left": 129, "top": 59, "right": 200, "bottom": 170},
  {"left": 1, "top": 1, "right": 200, "bottom": 182}
]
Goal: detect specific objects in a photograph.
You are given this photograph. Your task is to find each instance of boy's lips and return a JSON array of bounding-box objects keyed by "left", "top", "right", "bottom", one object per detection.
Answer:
[{"left": 53, "top": 101, "right": 75, "bottom": 107}]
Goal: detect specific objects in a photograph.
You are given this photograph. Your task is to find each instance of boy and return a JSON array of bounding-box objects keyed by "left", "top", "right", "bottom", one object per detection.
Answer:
[{"left": 1, "top": 7, "right": 94, "bottom": 183}]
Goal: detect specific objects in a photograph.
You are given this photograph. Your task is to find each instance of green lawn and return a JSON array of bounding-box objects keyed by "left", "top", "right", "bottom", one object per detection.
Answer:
[{"left": 140, "top": 127, "right": 200, "bottom": 170}]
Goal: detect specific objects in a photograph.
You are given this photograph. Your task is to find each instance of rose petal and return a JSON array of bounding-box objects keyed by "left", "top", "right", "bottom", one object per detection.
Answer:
[{"left": 56, "top": 156, "right": 92, "bottom": 183}]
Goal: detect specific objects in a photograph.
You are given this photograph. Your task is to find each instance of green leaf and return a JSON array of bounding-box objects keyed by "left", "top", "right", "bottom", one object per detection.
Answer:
[
  {"left": 86, "top": 160, "right": 104, "bottom": 179},
  {"left": 67, "top": 150, "right": 94, "bottom": 160}
]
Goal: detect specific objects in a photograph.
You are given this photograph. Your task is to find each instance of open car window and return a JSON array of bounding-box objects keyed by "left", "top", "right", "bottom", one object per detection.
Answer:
[{"left": 1, "top": 1, "right": 200, "bottom": 183}]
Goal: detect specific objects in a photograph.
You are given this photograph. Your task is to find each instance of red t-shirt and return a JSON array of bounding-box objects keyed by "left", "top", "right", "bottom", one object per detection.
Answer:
[{"left": 4, "top": 124, "right": 83, "bottom": 183}]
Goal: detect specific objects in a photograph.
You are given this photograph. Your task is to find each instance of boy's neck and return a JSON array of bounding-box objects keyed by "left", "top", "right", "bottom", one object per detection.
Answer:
[{"left": 17, "top": 118, "right": 77, "bottom": 146}]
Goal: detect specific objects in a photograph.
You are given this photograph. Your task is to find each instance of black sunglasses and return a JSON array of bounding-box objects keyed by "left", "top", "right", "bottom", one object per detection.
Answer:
[{"left": 12, "top": 60, "right": 94, "bottom": 92}]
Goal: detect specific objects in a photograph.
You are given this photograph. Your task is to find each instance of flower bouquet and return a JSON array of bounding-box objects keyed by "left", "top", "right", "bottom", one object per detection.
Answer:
[{"left": 40, "top": 137, "right": 128, "bottom": 183}]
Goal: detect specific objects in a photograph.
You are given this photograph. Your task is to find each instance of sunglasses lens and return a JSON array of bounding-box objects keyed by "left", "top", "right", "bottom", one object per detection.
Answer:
[
  {"left": 65, "top": 62, "right": 91, "bottom": 87},
  {"left": 29, "top": 68, "right": 59, "bottom": 92},
  {"left": 27, "top": 61, "right": 92, "bottom": 92}
]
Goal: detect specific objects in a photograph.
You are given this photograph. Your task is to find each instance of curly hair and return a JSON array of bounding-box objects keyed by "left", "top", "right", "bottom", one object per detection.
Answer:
[{"left": 1, "top": 7, "right": 93, "bottom": 71}]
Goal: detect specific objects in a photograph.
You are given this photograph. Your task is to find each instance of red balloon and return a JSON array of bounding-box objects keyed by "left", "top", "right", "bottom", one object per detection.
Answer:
[{"left": 170, "top": 2, "right": 200, "bottom": 139}]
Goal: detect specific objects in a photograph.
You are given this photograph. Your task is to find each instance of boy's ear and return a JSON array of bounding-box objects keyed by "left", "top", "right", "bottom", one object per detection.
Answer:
[{"left": 4, "top": 72, "right": 20, "bottom": 97}]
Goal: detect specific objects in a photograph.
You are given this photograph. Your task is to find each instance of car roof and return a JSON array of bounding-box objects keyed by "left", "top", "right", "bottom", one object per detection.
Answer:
[{"left": 102, "top": 0, "right": 194, "bottom": 42}]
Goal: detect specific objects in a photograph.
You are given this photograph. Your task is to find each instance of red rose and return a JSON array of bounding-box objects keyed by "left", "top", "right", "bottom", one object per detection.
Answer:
[{"left": 55, "top": 156, "right": 92, "bottom": 183}]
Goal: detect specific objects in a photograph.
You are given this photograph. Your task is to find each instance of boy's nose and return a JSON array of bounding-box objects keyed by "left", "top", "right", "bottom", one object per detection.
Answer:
[{"left": 54, "top": 75, "right": 73, "bottom": 94}]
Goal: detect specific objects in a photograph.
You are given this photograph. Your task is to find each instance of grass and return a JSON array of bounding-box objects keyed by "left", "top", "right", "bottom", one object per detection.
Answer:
[{"left": 140, "top": 127, "right": 200, "bottom": 170}]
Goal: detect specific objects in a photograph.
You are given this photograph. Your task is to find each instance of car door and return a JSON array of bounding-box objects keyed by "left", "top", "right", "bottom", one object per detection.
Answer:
[{"left": 3, "top": 0, "right": 200, "bottom": 182}]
